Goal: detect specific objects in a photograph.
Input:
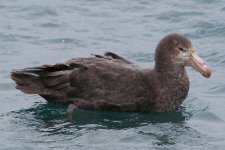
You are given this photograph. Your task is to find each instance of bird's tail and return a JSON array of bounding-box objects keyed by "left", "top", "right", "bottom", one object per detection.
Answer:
[
  {"left": 10, "top": 63, "right": 75, "bottom": 101},
  {"left": 11, "top": 69, "right": 49, "bottom": 95}
]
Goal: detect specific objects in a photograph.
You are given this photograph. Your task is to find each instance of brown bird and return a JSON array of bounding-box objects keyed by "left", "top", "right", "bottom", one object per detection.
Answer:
[{"left": 11, "top": 33, "right": 211, "bottom": 120}]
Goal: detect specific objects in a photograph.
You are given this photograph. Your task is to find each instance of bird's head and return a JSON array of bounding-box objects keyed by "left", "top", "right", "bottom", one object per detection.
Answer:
[{"left": 155, "top": 33, "right": 211, "bottom": 78}]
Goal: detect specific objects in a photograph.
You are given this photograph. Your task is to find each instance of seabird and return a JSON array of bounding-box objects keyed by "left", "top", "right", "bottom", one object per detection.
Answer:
[{"left": 11, "top": 33, "right": 211, "bottom": 120}]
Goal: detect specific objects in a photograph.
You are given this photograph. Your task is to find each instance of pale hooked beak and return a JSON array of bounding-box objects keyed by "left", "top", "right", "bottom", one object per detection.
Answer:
[{"left": 188, "top": 52, "right": 211, "bottom": 78}]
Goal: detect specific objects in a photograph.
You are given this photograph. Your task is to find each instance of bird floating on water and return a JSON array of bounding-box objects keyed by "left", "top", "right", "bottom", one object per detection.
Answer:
[{"left": 11, "top": 33, "right": 211, "bottom": 120}]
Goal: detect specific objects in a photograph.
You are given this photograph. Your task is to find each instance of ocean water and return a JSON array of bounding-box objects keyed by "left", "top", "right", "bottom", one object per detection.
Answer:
[{"left": 0, "top": 0, "right": 225, "bottom": 149}]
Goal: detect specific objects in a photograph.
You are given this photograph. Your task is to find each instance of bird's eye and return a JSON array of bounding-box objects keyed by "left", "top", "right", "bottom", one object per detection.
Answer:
[{"left": 178, "top": 47, "right": 186, "bottom": 52}]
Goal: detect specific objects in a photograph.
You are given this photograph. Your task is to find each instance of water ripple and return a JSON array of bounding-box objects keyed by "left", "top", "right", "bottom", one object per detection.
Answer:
[
  {"left": 189, "top": 21, "right": 225, "bottom": 38},
  {"left": 32, "top": 38, "right": 86, "bottom": 48},
  {"left": 38, "top": 22, "right": 63, "bottom": 28},
  {"left": 0, "top": 83, "right": 15, "bottom": 91},
  {"left": 20, "top": 6, "right": 58, "bottom": 18},
  {"left": 157, "top": 11, "right": 204, "bottom": 22},
  {"left": 209, "top": 83, "right": 225, "bottom": 93},
  {"left": 1, "top": 0, "right": 225, "bottom": 149}
]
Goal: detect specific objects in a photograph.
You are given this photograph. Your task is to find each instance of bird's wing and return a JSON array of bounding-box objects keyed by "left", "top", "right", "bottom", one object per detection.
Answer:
[
  {"left": 89, "top": 52, "right": 133, "bottom": 64},
  {"left": 11, "top": 52, "right": 135, "bottom": 103}
]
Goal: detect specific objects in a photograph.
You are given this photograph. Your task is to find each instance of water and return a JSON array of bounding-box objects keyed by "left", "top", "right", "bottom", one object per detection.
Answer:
[{"left": 0, "top": 0, "right": 225, "bottom": 149}]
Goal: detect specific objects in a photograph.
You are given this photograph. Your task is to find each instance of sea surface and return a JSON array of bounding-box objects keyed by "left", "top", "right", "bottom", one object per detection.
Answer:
[{"left": 0, "top": 0, "right": 225, "bottom": 149}]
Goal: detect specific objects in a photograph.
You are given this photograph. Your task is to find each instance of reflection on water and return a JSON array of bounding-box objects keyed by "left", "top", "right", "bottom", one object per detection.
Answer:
[
  {"left": 13, "top": 102, "right": 191, "bottom": 129},
  {"left": 7, "top": 103, "right": 208, "bottom": 148}
]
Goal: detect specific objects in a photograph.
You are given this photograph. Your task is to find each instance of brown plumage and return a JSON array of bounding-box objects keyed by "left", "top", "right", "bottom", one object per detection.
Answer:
[{"left": 11, "top": 33, "right": 211, "bottom": 114}]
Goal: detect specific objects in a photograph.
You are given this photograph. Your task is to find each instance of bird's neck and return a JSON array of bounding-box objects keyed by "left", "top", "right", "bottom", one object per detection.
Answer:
[
  {"left": 154, "top": 63, "right": 190, "bottom": 111},
  {"left": 154, "top": 61, "right": 189, "bottom": 88}
]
